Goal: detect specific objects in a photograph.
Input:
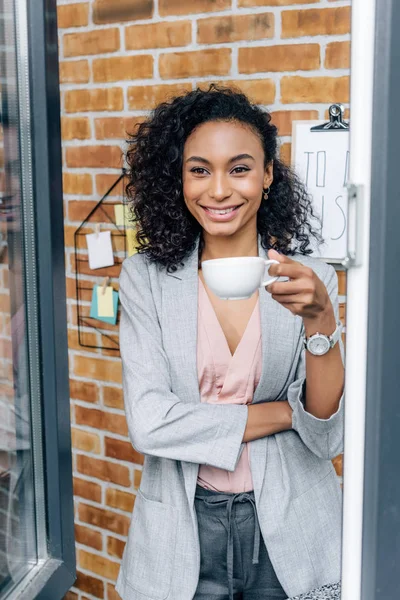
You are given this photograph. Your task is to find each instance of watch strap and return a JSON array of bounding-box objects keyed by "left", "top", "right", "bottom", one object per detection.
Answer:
[{"left": 329, "top": 320, "right": 343, "bottom": 347}]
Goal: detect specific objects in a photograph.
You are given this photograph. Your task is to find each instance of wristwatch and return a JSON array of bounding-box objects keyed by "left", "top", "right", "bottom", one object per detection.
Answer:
[{"left": 303, "top": 321, "right": 343, "bottom": 356}]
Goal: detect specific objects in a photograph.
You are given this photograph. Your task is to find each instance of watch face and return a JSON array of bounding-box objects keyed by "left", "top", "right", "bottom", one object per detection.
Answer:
[{"left": 308, "top": 335, "right": 330, "bottom": 356}]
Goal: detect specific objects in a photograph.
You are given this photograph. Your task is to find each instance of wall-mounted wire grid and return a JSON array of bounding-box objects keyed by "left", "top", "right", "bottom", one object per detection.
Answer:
[{"left": 74, "top": 169, "right": 131, "bottom": 351}]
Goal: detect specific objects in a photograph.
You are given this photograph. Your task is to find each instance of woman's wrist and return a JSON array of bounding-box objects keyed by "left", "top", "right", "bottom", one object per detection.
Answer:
[
  {"left": 263, "top": 401, "right": 293, "bottom": 431},
  {"left": 302, "top": 305, "right": 336, "bottom": 337},
  {"left": 281, "top": 401, "right": 293, "bottom": 430},
  {"left": 272, "top": 401, "right": 293, "bottom": 431},
  {"left": 243, "top": 401, "right": 292, "bottom": 443}
]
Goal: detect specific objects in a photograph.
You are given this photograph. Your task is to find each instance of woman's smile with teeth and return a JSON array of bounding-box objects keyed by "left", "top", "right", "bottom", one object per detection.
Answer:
[{"left": 203, "top": 205, "right": 241, "bottom": 214}]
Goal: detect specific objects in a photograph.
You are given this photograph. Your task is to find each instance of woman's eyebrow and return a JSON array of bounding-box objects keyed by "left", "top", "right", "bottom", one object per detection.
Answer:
[
  {"left": 186, "top": 156, "right": 211, "bottom": 165},
  {"left": 186, "top": 153, "right": 255, "bottom": 164},
  {"left": 229, "top": 153, "right": 255, "bottom": 163}
]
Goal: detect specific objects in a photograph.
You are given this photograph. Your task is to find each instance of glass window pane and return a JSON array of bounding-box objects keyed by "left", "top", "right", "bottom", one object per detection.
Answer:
[{"left": 0, "top": 0, "right": 37, "bottom": 594}]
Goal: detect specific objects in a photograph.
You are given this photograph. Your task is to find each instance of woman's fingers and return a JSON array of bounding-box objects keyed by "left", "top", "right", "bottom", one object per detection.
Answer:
[
  {"left": 270, "top": 294, "right": 304, "bottom": 304},
  {"left": 266, "top": 279, "right": 310, "bottom": 295},
  {"left": 268, "top": 262, "right": 304, "bottom": 279}
]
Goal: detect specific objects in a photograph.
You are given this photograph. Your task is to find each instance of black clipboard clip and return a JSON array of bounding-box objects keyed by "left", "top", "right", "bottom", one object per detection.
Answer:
[{"left": 310, "top": 103, "right": 349, "bottom": 132}]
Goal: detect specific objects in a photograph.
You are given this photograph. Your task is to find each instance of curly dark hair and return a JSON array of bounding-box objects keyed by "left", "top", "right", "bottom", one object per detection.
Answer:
[{"left": 125, "top": 83, "right": 322, "bottom": 272}]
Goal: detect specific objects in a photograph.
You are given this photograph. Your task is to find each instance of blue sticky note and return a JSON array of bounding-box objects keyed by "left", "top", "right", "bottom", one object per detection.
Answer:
[{"left": 90, "top": 285, "right": 119, "bottom": 325}]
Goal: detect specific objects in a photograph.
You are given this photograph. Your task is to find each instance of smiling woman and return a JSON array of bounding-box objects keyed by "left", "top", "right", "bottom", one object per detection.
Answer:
[
  {"left": 117, "top": 84, "right": 345, "bottom": 600},
  {"left": 125, "top": 84, "right": 323, "bottom": 273}
]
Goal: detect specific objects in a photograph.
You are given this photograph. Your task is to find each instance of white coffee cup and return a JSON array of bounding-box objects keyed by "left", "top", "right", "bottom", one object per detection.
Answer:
[{"left": 201, "top": 256, "right": 280, "bottom": 300}]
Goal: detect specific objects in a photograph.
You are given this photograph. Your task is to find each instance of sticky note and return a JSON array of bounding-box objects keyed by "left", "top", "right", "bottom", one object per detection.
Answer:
[
  {"left": 86, "top": 231, "right": 114, "bottom": 270},
  {"left": 90, "top": 285, "right": 119, "bottom": 325},
  {"left": 126, "top": 228, "right": 138, "bottom": 257},
  {"left": 114, "top": 204, "right": 132, "bottom": 226},
  {"left": 97, "top": 286, "right": 114, "bottom": 317}
]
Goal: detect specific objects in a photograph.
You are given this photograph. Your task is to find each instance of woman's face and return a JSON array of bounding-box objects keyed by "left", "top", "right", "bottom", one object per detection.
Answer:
[{"left": 182, "top": 120, "right": 273, "bottom": 239}]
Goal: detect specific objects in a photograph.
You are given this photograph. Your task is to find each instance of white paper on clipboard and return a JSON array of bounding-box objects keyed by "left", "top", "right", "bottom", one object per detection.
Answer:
[{"left": 291, "top": 120, "right": 350, "bottom": 263}]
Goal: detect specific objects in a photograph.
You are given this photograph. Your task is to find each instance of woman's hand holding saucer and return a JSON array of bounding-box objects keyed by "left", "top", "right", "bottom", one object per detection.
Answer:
[{"left": 265, "top": 249, "right": 333, "bottom": 322}]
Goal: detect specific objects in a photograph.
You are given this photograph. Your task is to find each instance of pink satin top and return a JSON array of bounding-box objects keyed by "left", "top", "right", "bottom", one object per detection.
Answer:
[{"left": 196, "top": 277, "right": 262, "bottom": 493}]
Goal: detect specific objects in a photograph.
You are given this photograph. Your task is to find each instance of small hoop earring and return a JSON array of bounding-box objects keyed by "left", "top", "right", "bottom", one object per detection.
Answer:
[{"left": 263, "top": 186, "right": 270, "bottom": 201}]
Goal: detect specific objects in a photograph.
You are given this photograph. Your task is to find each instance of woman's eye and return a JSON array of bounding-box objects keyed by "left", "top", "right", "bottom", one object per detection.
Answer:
[
  {"left": 231, "top": 166, "right": 250, "bottom": 174},
  {"left": 190, "top": 167, "right": 208, "bottom": 175}
]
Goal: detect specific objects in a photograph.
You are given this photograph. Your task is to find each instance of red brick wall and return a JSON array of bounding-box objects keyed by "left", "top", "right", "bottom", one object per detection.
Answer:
[{"left": 58, "top": 1, "right": 350, "bottom": 598}]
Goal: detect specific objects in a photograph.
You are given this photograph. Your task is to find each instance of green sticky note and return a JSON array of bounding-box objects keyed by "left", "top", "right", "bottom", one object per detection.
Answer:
[{"left": 90, "top": 285, "right": 119, "bottom": 325}]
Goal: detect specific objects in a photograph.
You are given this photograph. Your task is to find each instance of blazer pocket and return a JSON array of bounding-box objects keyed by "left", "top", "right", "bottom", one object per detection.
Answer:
[
  {"left": 292, "top": 471, "right": 342, "bottom": 582},
  {"left": 123, "top": 488, "right": 178, "bottom": 600}
]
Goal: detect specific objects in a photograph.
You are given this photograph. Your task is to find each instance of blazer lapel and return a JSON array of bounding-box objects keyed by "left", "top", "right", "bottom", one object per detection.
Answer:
[
  {"left": 161, "top": 239, "right": 201, "bottom": 507},
  {"left": 161, "top": 239, "right": 200, "bottom": 402},
  {"left": 251, "top": 240, "right": 303, "bottom": 507},
  {"left": 254, "top": 240, "right": 303, "bottom": 403}
]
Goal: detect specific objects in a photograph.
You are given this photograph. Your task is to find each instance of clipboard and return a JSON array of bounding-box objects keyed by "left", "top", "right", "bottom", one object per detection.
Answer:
[{"left": 291, "top": 104, "right": 357, "bottom": 267}]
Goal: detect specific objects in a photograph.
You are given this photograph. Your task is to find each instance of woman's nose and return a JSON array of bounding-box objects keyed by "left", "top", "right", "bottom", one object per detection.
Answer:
[{"left": 208, "top": 175, "right": 232, "bottom": 201}]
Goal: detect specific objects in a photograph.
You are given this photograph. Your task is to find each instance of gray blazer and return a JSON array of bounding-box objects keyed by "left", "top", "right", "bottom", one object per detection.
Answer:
[{"left": 115, "top": 237, "right": 344, "bottom": 600}]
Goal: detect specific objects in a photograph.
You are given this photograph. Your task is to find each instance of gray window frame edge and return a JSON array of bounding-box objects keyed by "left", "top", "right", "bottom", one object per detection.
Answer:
[
  {"left": 6, "top": 0, "right": 76, "bottom": 597},
  {"left": 361, "top": 0, "right": 400, "bottom": 598},
  {"left": 30, "top": 0, "right": 76, "bottom": 595}
]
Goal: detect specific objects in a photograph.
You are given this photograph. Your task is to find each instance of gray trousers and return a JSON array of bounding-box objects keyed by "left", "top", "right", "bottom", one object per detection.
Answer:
[{"left": 193, "top": 484, "right": 287, "bottom": 600}]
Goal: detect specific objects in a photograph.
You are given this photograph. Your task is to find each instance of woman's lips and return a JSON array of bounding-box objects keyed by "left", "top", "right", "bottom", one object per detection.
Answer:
[{"left": 201, "top": 204, "right": 243, "bottom": 222}]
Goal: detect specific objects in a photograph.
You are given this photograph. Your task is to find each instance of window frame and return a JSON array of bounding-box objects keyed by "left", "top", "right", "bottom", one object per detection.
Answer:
[{"left": 3, "top": 0, "right": 75, "bottom": 597}]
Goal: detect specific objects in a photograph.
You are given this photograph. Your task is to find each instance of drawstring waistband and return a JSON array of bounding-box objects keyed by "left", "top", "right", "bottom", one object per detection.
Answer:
[{"left": 195, "top": 488, "right": 260, "bottom": 600}]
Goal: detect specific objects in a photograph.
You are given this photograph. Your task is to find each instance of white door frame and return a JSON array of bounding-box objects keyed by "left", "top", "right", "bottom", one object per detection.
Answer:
[
  {"left": 342, "top": 0, "right": 400, "bottom": 598},
  {"left": 341, "top": 0, "right": 376, "bottom": 598}
]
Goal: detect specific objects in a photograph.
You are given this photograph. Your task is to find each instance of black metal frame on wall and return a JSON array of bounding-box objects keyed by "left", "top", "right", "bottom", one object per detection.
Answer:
[
  {"left": 74, "top": 169, "right": 128, "bottom": 352},
  {"left": 361, "top": 0, "right": 400, "bottom": 597}
]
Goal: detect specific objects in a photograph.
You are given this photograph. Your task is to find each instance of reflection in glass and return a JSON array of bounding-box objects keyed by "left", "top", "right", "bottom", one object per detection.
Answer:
[{"left": 0, "top": 0, "right": 37, "bottom": 594}]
